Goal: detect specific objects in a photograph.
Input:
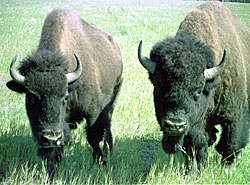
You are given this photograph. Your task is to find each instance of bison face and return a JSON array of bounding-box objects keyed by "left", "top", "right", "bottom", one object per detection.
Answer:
[
  {"left": 6, "top": 53, "right": 82, "bottom": 155},
  {"left": 151, "top": 69, "right": 211, "bottom": 153},
  {"left": 24, "top": 72, "right": 72, "bottom": 149},
  {"left": 138, "top": 39, "right": 227, "bottom": 154}
]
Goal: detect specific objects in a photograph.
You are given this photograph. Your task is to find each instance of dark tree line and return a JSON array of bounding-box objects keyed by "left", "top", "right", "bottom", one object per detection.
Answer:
[
  {"left": 220, "top": 0, "right": 250, "bottom": 2},
  {"left": 196, "top": 0, "right": 250, "bottom": 3}
]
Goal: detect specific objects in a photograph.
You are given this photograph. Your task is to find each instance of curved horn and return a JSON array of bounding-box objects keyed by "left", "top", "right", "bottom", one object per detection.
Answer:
[
  {"left": 66, "top": 53, "right": 83, "bottom": 83},
  {"left": 10, "top": 54, "right": 25, "bottom": 85},
  {"left": 204, "top": 49, "right": 228, "bottom": 80},
  {"left": 138, "top": 40, "right": 156, "bottom": 73}
]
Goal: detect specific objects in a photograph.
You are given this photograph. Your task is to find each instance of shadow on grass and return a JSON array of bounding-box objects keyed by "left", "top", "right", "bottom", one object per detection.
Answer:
[
  {"left": 0, "top": 132, "right": 186, "bottom": 184},
  {"left": 58, "top": 136, "right": 186, "bottom": 184},
  {"left": 0, "top": 134, "right": 39, "bottom": 181}
]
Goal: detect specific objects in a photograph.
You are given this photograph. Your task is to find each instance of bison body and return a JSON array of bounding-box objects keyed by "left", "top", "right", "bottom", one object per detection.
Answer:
[
  {"left": 138, "top": 2, "right": 250, "bottom": 168},
  {"left": 7, "top": 9, "right": 123, "bottom": 177}
]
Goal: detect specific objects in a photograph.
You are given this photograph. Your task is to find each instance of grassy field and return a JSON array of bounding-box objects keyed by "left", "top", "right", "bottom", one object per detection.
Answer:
[{"left": 0, "top": 0, "right": 250, "bottom": 184}]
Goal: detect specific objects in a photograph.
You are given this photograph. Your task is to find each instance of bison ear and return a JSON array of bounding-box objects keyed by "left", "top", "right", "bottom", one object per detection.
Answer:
[
  {"left": 6, "top": 80, "right": 26, "bottom": 93},
  {"left": 68, "top": 79, "right": 82, "bottom": 92}
]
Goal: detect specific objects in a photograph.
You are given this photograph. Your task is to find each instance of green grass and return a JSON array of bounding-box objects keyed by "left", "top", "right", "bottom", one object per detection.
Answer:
[{"left": 0, "top": 0, "right": 250, "bottom": 184}]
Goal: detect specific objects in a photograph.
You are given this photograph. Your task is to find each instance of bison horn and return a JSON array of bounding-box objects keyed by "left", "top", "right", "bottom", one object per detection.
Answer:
[
  {"left": 66, "top": 53, "right": 83, "bottom": 83},
  {"left": 204, "top": 49, "right": 228, "bottom": 80},
  {"left": 138, "top": 40, "right": 156, "bottom": 73},
  {"left": 9, "top": 53, "right": 25, "bottom": 85}
]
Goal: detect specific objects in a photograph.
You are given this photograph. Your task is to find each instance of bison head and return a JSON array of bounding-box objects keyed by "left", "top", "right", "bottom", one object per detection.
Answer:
[
  {"left": 6, "top": 50, "right": 82, "bottom": 156},
  {"left": 138, "top": 35, "right": 227, "bottom": 153}
]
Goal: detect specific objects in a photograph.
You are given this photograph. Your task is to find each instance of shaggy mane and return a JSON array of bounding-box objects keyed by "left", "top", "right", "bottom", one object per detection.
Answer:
[
  {"left": 149, "top": 34, "right": 216, "bottom": 99},
  {"left": 150, "top": 34, "right": 215, "bottom": 72},
  {"left": 18, "top": 49, "right": 69, "bottom": 75}
]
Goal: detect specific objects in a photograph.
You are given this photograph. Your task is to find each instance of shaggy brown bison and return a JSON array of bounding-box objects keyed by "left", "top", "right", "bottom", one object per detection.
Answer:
[
  {"left": 6, "top": 9, "right": 123, "bottom": 177},
  {"left": 138, "top": 2, "right": 250, "bottom": 170}
]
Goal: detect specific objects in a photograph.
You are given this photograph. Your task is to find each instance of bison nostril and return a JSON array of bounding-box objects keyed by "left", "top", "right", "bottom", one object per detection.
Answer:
[
  {"left": 40, "top": 134, "right": 50, "bottom": 145},
  {"left": 164, "top": 122, "right": 171, "bottom": 129}
]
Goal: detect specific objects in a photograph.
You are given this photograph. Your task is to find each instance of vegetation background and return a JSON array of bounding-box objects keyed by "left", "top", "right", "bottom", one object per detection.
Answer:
[{"left": 0, "top": 0, "right": 249, "bottom": 184}]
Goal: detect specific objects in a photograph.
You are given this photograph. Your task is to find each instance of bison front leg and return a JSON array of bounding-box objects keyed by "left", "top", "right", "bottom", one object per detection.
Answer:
[
  {"left": 183, "top": 144, "right": 208, "bottom": 175},
  {"left": 86, "top": 122, "right": 106, "bottom": 166},
  {"left": 86, "top": 81, "right": 121, "bottom": 167},
  {"left": 86, "top": 110, "right": 109, "bottom": 166},
  {"left": 216, "top": 111, "right": 249, "bottom": 164},
  {"left": 86, "top": 104, "right": 115, "bottom": 166},
  {"left": 103, "top": 124, "right": 113, "bottom": 157},
  {"left": 183, "top": 130, "right": 208, "bottom": 174},
  {"left": 103, "top": 80, "right": 122, "bottom": 156}
]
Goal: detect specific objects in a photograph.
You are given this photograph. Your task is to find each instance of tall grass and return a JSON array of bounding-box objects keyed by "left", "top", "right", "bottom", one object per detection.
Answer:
[{"left": 0, "top": 0, "right": 250, "bottom": 184}]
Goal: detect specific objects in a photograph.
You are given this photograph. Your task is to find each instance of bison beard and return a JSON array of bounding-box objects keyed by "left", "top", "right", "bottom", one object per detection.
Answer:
[
  {"left": 162, "top": 134, "right": 184, "bottom": 154},
  {"left": 38, "top": 147, "right": 63, "bottom": 179}
]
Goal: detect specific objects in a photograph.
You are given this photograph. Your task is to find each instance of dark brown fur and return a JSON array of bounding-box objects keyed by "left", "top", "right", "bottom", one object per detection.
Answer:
[
  {"left": 141, "top": 2, "right": 250, "bottom": 169},
  {"left": 7, "top": 9, "right": 123, "bottom": 177},
  {"left": 176, "top": 1, "right": 250, "bottom": 163}
]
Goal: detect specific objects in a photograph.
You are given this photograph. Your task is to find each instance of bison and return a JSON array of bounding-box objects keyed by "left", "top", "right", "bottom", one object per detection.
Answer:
[
  {"left": 6, "top": 9, "right": 123, "bottom": 177},
  {"left": 138, "top": 2, "right": 250, "bottom": 170}
]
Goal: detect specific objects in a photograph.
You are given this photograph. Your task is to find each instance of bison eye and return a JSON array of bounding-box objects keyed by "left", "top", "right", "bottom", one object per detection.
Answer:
[
  {"left": 193, "top": 89, "right": 202, "bottom": 101},
  {"left": 62, "top": 92, "right": 69, "bottom": 106},
  {"left": 194, "top": 93, "right": 200, "bottom": 101},
  {"left": 63, "top": 95, "right": 68, "bottom": 104},
  {"left": 62, "top": 90, "right": 69, "bottom": 105}
]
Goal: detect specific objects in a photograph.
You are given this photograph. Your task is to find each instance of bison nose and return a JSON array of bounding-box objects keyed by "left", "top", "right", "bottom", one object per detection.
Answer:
[
  {"left": 40, "top": 129, "right": 64, "bottom": 148},
  {"left": 164, "top": 118, "right": 187, "bottom": 127},
  {"left": 162, "top": 118, "right": 187, "bottom": 136}
]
